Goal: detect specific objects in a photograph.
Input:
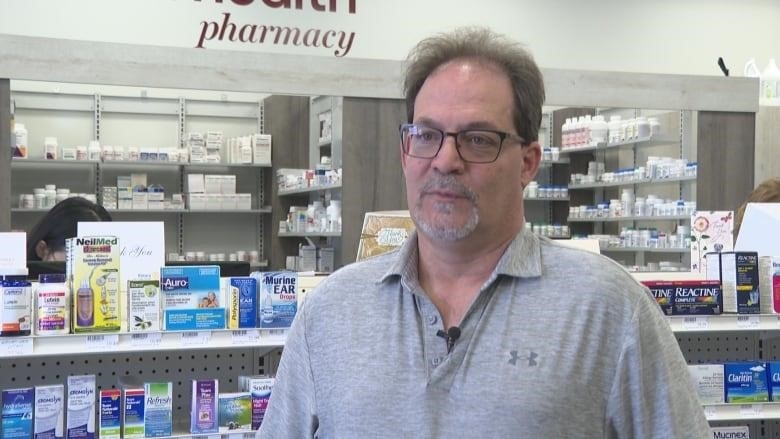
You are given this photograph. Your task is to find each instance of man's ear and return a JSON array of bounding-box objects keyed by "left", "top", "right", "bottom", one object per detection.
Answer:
[
  {"left": 35, "top": 240, "right": 49, "bottom": 260},
  {"left": 521, "top": 141, "right": 542, "bottom": 188}
]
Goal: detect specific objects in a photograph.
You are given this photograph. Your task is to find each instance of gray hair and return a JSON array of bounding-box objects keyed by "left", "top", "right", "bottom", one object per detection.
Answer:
[{"left": 403, "top": 27, "right": 545, "bottom": 143}]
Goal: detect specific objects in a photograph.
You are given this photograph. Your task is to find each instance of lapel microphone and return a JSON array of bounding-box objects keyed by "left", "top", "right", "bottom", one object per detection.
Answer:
[{"left": 436, "top": 326, "right": 461, "bottom": 353}]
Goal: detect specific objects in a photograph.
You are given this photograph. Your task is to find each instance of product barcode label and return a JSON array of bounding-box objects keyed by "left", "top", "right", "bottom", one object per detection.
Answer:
[
  {"left": 682, "top": 316, "right": 709, "bottom": 330},
  {"left": 739, "top": 404, "right": 762, "bottom": 418},
  {"left": 0, "top": 338, "right": 33, "bottom": 356},
  {"left": 703, "top": 405, "right": 717, "bottom": 420},
  {"left": 231, "top": 330, "right": 260, "bottom": 345},
  {"left": 180, "top": 331, "right": 211, "bottom": 346},
  {"left": 84, "top": 334, "right": 119, "bottom": 350},
  {"left": 130, "top": 332, "right": 162, "bottom": 347},
  {"left": 736, "top": 315, "right": 760, "bottom": 329}
]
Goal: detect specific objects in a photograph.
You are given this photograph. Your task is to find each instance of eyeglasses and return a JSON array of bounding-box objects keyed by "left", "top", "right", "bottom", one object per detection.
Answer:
[{"left": 399, "top": 123, "right": 528, "bottom": 164}]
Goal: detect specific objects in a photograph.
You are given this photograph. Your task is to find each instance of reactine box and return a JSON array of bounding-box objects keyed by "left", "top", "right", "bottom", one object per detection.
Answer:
[
  {"left": 706, "top": 251, "right": 760, "bottom": 314},
  {"left": 642, "top": 280, "right": 722, "bottom": 315}
]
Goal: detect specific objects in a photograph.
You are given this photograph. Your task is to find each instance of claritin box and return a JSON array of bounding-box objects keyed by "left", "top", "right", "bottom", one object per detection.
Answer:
[{"left": 160, "top": 265, "right": 224, "bottom": 330}]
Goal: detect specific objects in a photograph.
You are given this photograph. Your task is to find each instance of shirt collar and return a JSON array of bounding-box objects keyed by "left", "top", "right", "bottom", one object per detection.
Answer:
[{"left": 379, "top": 228, "right": 542, "bottom": 285}]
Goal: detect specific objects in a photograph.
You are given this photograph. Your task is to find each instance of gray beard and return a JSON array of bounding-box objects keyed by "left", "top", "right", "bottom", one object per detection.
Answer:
[{"left": 411, "top": 175, "right": 479, "bottom": 241}]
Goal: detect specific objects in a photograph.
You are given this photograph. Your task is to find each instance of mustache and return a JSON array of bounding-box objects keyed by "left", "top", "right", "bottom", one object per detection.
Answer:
[{"left": 420, "top": 174, "right": 477, "bottom": 202}]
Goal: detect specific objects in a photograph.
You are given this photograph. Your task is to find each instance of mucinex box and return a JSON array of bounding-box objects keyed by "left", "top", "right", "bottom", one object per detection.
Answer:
[
  {"left": 724, "top": 362, "right": 768, "bottom": 403},
  {"left": 34, "top": 384, "right": 64, "bottom": 439},
  {"left": 160, "top": 265, "right": 224, "bottom": 330}
]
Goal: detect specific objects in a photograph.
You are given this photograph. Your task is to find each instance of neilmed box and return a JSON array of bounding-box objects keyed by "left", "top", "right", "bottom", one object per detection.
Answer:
[
  {"left": 253, "top": 271, "right": 297, "bottom": 329},
  {"left": 2, "top": 387, "right": 34, "bottom": 439},
  {"left": 161, "top": 265, "right": 224, "bottom": 330},
  {"left": 724, "top": 362, "right": 769, "bottom": 403},
  {"left": 707, "top": 251, "right": 760, "bottom": 314},
  {"left": 34, "top": 384, "right": 64, "bottom": 439},
  {"left": 227, "top": 277, "right": 257, "bottom": 329}
]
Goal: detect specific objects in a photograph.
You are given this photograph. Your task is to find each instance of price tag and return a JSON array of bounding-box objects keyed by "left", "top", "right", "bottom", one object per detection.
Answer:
[
  {"left": 84, "top": 334, "right": 119, "bottom": 350},
  {"left": 231, "top": 330, "right": 260, "bottom": 345},
  {"left": 0, "top": 338, "right": 34, "bottom": 356},
  {"left": 702, "top": 405, "right": 717, "bottom": 420},
  {"left": 180, "top": 331, "right": 211, "bottom": 346},
  {"left": 682, "top": 316, "right": 710, "bottom": 331},
  {"left": 736, "top": 315, "right": 760, "bottom": 330},
  {"left": 739, "top": 404, "right": 762, "bottom": 418},
  {"left": 130, "top": 332, "right": 162, "bottom": 347}
]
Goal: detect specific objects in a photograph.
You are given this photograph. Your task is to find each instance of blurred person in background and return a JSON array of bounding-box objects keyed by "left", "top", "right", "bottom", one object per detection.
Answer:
[{"left": 26, "top": 196, "right": 112, "bottom": 261}]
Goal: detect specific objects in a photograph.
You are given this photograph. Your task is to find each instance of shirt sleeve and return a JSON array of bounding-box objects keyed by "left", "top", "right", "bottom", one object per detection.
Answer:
[
  {"left": 606, "top": 288, "right": 711, "bottom": 439},
  {"left": 257, "top": 299, "right": 319, "bottom": 438}
]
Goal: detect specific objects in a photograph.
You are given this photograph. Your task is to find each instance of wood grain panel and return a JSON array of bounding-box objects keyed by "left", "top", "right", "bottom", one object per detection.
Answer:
[{"left": 697, "top": 111, "right": 755, "bottom": 211}]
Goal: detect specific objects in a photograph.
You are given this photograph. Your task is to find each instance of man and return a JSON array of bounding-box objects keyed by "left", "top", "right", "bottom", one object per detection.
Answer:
[{"left": 259, "top": 27, "right": 710, "bottom": 438}]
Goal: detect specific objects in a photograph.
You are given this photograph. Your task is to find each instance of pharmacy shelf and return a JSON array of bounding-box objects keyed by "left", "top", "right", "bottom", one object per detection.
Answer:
[
  {"left": 105, "top": 207, "right": 272, "bottom": 214},
  {"left": 568, "top": 215, "right": 690, "bottom": 222},
  {"left": 601, "top": 246, "right": 688, "bottom": 254},
  {"left": 0, "top": 328, "right": 288, "bottom": 359},
  {"left": 539, "top": 158, "right": 570, "bottom": 167},
  {"left": 668, "top": 314, "right": 780, "bottom": 333},
  {"left": 557, "top": 135, "right": 680, "bottom": 154},
  {"left": 703, "top": 403, "right": 780, "bottom": 421},
  {"left": 525, "top": 196, "right": 570, "bottom": 202},
  {"left": 99, "top": 162, "right": 273, "bottom": 170},
  {"left": 568, "top": 175, "right": 697, "bottom": 189},
  {"left": 278, "top": 231, "right": 341, "bottom": 238},
  {"left": 277, "top": 183, "right": 342, "bottom": 196},
  {"left": 11, "top": 158, "right": 99, "bottom": 168}
]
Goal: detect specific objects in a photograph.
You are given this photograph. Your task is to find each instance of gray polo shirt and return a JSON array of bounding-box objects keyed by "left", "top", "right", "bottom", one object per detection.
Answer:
[{"left": 258, "top": 230, "right": 710, "bottom": 438}]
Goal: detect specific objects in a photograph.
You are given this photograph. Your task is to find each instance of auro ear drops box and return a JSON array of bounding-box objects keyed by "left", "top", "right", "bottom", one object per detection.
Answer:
[
  {"left": 98, "top": 389, "right": 121, "bottom": 439},
  {"left": 66, "top": 236, "right": 121, "bottom": 332},
  {"left": 34, "top": 384, "right": 64, "bottom": 439},
  {"left": 66, "top": 375, "right": 96, "bottom": 439},
  {"left": 160, "top": 265, "right": 224, "bottom": 330},
  {"left": 724, "top": 362, "right": 769, "bottom": 403},
  {"left": 2, "top": 387, "right": 34, "bottom": 439},
  {"left": 143, "top": 382, "right": 172, "bottom": 437}
]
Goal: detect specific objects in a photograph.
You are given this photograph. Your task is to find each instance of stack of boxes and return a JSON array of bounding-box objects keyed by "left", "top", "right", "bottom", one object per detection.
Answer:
[
  {"left": 205, "top": 131, "right": 223, "bottom": 163},
  {"left": 186, "top": 173, "right": 251, "bottom": 210},
  {"left": 187, "top": 133, "right": 206, "bottom": 163}
]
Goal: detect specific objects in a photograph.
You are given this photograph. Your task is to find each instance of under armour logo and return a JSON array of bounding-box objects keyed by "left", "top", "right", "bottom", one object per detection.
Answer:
[{"left": 508, "top": 350, "right": 538, "bottom": 366}]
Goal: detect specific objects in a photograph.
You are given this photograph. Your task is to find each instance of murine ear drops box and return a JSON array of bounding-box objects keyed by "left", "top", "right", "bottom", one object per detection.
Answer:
[{"left": 254, "top": 271, "right": 297, "bottom": 329}]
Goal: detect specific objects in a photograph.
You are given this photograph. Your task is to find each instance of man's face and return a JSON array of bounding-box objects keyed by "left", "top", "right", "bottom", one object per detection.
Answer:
[{"left": 402, "top": 59, "right": 540, "bottom": 243}]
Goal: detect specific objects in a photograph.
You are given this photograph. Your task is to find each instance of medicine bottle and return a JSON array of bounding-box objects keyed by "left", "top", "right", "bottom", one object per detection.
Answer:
[
  {"left": 36, "top": 273, "right": 69, "bottom": 335},
  {"left": 0, "top": 269, "right": 33, "bottom": 336}
]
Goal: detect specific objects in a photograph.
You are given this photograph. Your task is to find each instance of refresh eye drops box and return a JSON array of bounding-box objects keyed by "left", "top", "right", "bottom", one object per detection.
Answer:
[
  {"left": 161, "top": 265, "right": 224, "bottom": 330},
  {"left": 143, "top": 382, "right": 172, "bottom": 437},
  {"left": 34, "top": 384, "right": 64, "bottom": 439},
  {"left": 66, "top": 375, "right": 96, "bottom": 439},
  {"left": 2, "top": 387, "right": 34, "bottom": 439},
  {"left": 724, "top": 362, "right": 769, "bottom": 403}
]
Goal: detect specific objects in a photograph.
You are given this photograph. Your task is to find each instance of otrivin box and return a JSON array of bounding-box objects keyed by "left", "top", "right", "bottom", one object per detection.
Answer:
[
  {"left": 190, "top": 379, "right": 218, "bottom": 434},
  {"left": 2, "top": 387, "right": 34, "bottom": 439},
  {"left": 724, "top": 362, "right": 769, "bottom": 403},
  {"left": 34, "top": 384, "right": 64, "bottom": 439},
  {"left": 227, "top": 277, "right": 257, "bottom": 329},
  {"left": 160, "top": 265, "right": 224, "bottom": 330},
  {"left": 218, "top": 392, "right": 252, "bottom": 432},
  {"left": 253, "top": 271, "right": 297, "bottom": 329},
  {"left": 66, "top": 375, "right": 96, "bottom": 439},
  {"left": 99, "top": 389, "right": 121, "bottom": 439},
  {"left": 122, "top": 388, "right": 144, "bottom": 439},
  {"left": 687, "top": 364, "right": 724, "bottom": 404},
  {"left": 707, "top": 251, "right": 760, "bottom": 314},
  {"left": 143, "top": 382, "right": 172, "bottom": 438}
]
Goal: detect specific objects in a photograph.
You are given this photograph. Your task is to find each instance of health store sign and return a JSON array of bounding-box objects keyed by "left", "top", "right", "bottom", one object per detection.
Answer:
[{"left": 193, "top": 0, "right": 358, "bottom": 57}]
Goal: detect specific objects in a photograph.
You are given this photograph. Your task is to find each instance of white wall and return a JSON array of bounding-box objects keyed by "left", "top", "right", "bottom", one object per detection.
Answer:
[{"left": 0, "top": 0, "right": 777, "bottom": 76}]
